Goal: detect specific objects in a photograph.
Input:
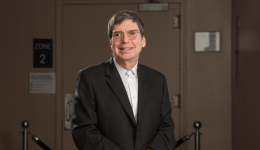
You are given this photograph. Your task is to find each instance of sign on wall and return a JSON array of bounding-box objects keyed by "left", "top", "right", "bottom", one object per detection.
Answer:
[
  {"left": 33, "top": 39, "right": 53, "bottom": 68},
  {"left": 195, "top": 31, "right": 220, "bottom": 52},
  {"left": 30, "top": 72, "right": 56, "bottom": 94}
]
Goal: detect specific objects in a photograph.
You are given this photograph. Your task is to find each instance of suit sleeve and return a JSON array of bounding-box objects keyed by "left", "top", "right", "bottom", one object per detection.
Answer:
[
  {"left": 147, "top": 75, "right": 176, "bottom": 150},
  {"left": 71, "top": 71, "right": 123, "bottom": 150}
]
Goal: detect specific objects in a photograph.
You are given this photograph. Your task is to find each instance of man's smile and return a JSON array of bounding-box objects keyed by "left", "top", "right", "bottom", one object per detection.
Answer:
[{"left": 119, "top": 47, "right": 134, "bottom": 50}]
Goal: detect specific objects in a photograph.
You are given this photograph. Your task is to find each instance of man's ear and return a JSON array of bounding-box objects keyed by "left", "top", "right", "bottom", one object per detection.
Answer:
[
  {"left": 110, "top": 39, "right": 112, "bottom": 48},
  {"left": 142, "top": 37, "right": 146, "bottom": 48}
]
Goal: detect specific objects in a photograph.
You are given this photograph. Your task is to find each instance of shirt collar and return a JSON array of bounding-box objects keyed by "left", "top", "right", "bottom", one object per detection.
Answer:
[{"left": 113, "top": 57, "right": 138, "bottom": 78}]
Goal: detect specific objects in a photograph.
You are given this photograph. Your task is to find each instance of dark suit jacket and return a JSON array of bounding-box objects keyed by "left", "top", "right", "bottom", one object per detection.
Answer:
[{"left": 71, "top": 57, "right": 176, "bottom": 150}]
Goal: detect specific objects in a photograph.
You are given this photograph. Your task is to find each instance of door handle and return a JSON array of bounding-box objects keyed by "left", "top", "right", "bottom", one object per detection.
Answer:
[
  {"left": 66, "top": 101, "right": 71, "bottom": 121},
  {"left": 64, "top": 94, "right": 73, "bottom": 130}
]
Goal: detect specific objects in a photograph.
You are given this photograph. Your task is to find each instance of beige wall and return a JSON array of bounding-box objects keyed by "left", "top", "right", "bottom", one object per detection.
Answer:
[
  {"left": 232, "top": 0, "right": 260, "bottom": 149},
  {"left": 186, "top": 0, "right": 232, "bottom": 150},
  {"left": 0, "top": 0, "right": 56, "bottom": 150},
  {"left": 1, "top": 0, "right": 233, "bottom": 150}
]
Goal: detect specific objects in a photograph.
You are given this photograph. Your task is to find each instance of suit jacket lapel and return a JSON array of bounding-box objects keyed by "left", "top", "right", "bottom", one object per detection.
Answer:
[
  {"left": 137, "top": 64, "right": 150, "bottom": 124},
  {"left": 105, "top": 57, "right": 136, "bottom": 125}
]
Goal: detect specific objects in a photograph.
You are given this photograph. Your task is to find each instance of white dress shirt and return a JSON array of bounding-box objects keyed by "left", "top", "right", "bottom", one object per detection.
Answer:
[{"left": 113, "top": 57, "right": 138, "bottom": 123}]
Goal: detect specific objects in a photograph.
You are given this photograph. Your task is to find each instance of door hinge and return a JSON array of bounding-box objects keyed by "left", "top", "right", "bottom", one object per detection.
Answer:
[
  {"left": 173, "top": 15, "right": 180, "bottom": 29},
  {"left": 172, "top": 94, "right": 180, "bottom": 108}
]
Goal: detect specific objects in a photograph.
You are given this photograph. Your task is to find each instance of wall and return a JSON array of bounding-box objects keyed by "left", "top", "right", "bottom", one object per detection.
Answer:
[
  {"left": 0, "top": 1, "right": 56, "bottom": 150},
  {"left": 232, "top": 0, "right": 260, "bottom": 149},
  {"left": 186, "top": 0, "right": 232, "bottom": 150},
  {"left": 0, "top": 0, "right": 233, "bottom": 150}
]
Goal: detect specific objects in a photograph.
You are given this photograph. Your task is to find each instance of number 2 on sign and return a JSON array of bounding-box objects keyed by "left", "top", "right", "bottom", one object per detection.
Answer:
[{"left": 40, "top": 54, "right": 46, "bottom": 64}]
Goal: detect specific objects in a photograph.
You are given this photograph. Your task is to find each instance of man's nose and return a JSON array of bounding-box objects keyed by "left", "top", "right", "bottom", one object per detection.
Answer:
[{"left": 121, "top": 33, "right": 130, "bottom": 43}]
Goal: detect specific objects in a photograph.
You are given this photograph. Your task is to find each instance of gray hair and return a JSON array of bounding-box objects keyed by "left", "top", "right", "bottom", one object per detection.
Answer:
[{"left": 107, "top": 10, "right": 145, "bottom": 40}]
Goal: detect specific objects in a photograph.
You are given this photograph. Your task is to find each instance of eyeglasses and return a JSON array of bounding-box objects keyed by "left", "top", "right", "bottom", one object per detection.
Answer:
[{"left": 112, "top": 30, "right": 140, "bottom": 41}]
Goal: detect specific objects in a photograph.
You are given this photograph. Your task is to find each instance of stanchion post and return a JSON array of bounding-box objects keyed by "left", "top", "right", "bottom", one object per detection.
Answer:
[
  {"left": 22, "top": 120, "right": 29, "bottom": 150},
  {"left": 193, "top": 121, "right": 202, "bottom": 150}
]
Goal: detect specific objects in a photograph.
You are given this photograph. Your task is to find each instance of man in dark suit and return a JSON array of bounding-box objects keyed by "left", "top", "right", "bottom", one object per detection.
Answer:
[{"left": 71, "top": 10, "right": 176, "bottom": 150}]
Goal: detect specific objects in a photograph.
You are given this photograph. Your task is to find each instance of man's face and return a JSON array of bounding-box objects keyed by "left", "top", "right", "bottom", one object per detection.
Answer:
[{"left": 110, "top": 20, "right": 146, "bottom": 64}]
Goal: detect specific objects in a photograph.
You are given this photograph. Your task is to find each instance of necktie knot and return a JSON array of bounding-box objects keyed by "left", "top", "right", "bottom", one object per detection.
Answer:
[{"left": 126, "top": 70, "right": 134, "bottom": 77}]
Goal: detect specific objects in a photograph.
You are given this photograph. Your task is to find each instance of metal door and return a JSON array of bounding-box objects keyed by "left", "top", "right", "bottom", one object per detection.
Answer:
[{"left": 62, "top": 3, "right": 180, "bottom": 149}]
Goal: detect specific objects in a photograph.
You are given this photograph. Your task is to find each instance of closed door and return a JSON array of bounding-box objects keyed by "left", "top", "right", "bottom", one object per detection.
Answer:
[{"left": 62, "top": 3, "right": 180, "bottom": 149}]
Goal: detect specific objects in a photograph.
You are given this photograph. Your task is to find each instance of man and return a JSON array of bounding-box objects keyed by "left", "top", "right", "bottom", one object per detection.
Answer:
[{"left": 71, "top": 10, "right": 176, "bottom": 150}]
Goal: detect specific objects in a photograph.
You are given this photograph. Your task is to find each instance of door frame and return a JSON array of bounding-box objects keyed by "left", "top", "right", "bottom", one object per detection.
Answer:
[{"left": 56, "top": 1, "right": 188, "bottom": 150}]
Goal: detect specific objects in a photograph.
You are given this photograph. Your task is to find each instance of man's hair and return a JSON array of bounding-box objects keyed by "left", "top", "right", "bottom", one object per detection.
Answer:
[{"left": 107, "top": 10, "right": 145, "bottom": 40}]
